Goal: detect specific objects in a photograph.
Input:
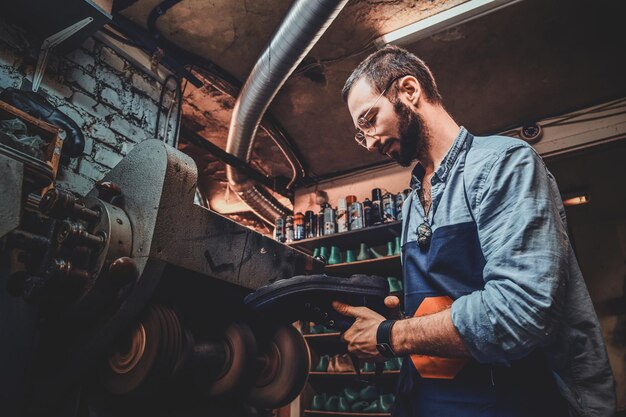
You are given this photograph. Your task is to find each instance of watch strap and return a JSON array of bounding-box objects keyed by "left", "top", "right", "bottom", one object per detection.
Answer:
[{"left": 376, "top": 319, "right": 397, "bottom": 358}]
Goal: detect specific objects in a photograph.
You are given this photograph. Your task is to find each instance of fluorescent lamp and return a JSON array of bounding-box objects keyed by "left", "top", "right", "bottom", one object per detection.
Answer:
[
  {"left": 376, "top": 0, "right": 523, "bottom": 47},
  {"left": 563, "top": 194, "right": 590, "bottom": 207}
]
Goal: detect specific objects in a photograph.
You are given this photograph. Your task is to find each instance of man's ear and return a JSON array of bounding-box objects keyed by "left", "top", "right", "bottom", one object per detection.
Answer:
[{"left": 397, "top": 76, "right": 421, "bottom": 106}]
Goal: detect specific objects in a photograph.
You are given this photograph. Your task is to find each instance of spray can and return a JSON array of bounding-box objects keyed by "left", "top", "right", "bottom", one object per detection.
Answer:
[
  {"left": 318, "top": 205, "right": 326, "bottom": 236},
  {"left": 305, "top": 210, "right": 317, "bottom": 238},
  {"left": 285, "top": 215, "right": 294, "bottom": 243},
  {"left": 363, "top": 198, "right": 373, "bottom": 227},
  {"left": 371, "top": 188, "right": 383, "bottom": 225},
  {"left": 294, "top": 212, "right": 305, "bottom": 240},
  {"left": 323, "top": 204, "right": 336, "bottom": 235},
  {"left": 395, "top": 192, "right": 406, "bottom": 221},
  {"left": 349, "top": 201, "right": 364, "bottom": 230},
  {"left": 274, "top": 217, "right": 285, "bottom": 242},
  {"left": 336, "top": 198, "right": 348, "bottom": 233},
  {"left": 383, "top": 193, "right": 397, "bottom": 222}
]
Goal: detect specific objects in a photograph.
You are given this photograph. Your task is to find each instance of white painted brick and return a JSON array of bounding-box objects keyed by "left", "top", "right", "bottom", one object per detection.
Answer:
[
  {"left": 109, "top": 114, "right": 150, "bottom": 143},
  {"left": 86, "top": 122, "right": 118, "bottom": 147},
  {"left": 100, "top": 86, "right": 121, "bottom": 108},
  {"left": 96, "top": 65, "right": 124, "bottom": 91},
  {"left": 55, "top": 104, "right": 92, "bottom": 130},
  {"left": 131, "top": 73, "right": 161, "bottom": 101},
  {"left": 83, "top": 137, "right": 93, "bottom": 156},
  {"left": 66, "top": 48, "right": 95, "bottom": 71},
  {"left": 66, "top": 67, "right": 98, "bottom": 93},
  {"left": 0, "top": 65, "right": 23, "bottom": 90},
  {"left": 120, "top": 141, "right": 136, "bottom": 154},
  {"left": 78, "top": 158, "right": 107, "bottom": 180},
  {"left": 41, "top": 74, "right": 73, "bottom": 99},
  {"left": 56, "top": 171, "right": 95, "bottom": 197},
  {"left": 99, "top": 47, "right": 126, "bottom": 73},
  {"left": 94, "top": 144, "right": 123, "bottom": 169}
]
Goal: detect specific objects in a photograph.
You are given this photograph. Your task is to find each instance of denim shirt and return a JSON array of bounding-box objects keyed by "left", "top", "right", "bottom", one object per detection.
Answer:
[{"left": 401, "top": 127, "right": 616, "bottom": 417}]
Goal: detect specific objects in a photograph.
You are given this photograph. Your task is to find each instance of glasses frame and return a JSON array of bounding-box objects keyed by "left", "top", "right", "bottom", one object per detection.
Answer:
[{"left": 354, "top": 74, "right": 409, "bottom": 148}]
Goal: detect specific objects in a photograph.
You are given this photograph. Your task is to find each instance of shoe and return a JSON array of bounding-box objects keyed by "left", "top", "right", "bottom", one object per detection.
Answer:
[
  {"left": 351, "top": 401, "right": 369, "bottom": 412},
  {"left": 379, "top": 394, "right": 395, "bottom": 413},
  {"left": 335, "top": 354, "right": 356, "bottom": 373},
  {"left": 338, "top": 396, "right": 350, "bottom": 412},
  {"left": 363, "top": 400, "right": 380, "bottom": 413},
  {"left": 361, "top": 361, "right": 376, "bottom": 372},
  {"left": 315, "top": 355, "right": 329, "bottom": 372},
  {"left": 311, "top": 393, "right": 327, "bottom": 410},
  {"left": 359, "top": 385, "right": 379, "bottom": 402},
  {"left": 327, "top": 355, "right": 338, "bottom": 373},
  {"left": 244, "top": 274, "right": 390, "bottom": 332},
  {"left": 325, "top": 395, "right": 339, "bottom": 411},
  {"left": 342, "top": 387, "right": 359, "bottom": 404}
]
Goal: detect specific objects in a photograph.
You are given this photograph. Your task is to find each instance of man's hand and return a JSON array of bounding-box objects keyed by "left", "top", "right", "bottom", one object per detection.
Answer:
[{"left": 332, "top": 296, "right": 401, "bottom": 360}]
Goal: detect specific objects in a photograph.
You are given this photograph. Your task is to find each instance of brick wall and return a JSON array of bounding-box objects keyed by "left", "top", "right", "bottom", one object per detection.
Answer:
[{"left": 0, "top": 17, "right": 170, "bottom": 195}]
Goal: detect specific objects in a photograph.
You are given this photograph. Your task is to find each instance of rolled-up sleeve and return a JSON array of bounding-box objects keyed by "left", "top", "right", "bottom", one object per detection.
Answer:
[{"left": 451, "top": 144, "right": 569, "bottom": 365}]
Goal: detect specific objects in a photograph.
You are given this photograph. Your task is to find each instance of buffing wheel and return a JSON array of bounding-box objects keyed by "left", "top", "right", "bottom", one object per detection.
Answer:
[{"left": 247, "top": 324, "right": 310, "bottom": 409}]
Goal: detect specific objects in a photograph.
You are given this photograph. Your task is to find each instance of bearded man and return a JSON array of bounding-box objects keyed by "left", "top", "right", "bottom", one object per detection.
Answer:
[{"left": 334, "top": 45, "right": 615, "bottom": 417}]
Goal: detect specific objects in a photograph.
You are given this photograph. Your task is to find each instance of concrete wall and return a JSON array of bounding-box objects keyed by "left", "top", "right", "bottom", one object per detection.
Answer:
[{"left": 0, "top": 17, "right": 166, "bottom": 196}]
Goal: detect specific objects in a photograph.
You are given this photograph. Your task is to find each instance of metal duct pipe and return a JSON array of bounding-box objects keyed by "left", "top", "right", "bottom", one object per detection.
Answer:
[{"left": 226, "top": 0, "right": 349, "bottom": 225}]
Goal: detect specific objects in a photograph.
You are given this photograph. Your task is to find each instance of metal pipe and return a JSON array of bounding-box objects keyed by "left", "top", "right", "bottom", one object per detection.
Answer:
[{"left": 226, "top": 0, "right": 349, "bottom": 225}]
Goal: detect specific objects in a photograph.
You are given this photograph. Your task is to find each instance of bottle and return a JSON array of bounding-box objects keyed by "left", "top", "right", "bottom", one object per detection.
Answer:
[
  {"left": 349, "top": 201, "right": 364, "bottom": 230},
  {"left": 371, "top": 188, "right": 383, "bottom": 225},
  {"left": 382, "top": 192, "right": 397, "bottom": 223},
  {"left": 305, "top": 210, "right": 317, "bottom": 238},
  {"left": 294, "top": 212, "right": 305, "bottom": 240},
  {"left": 285, "top": 215, "right": 294, "bottom": 243},
  {"left": 274, "top": 217, "right": 285, "bottom": 242},
  {"left": 336, "top": 198, "right": 348, "bottom": 233},
  {"left": 395, "top": 192, "right": 406, "bottom": 221},
  {"left": 363, "top": 198, "right": 373, "bottom": 227},
  {"left": 323, "top": 204, "right": 336, "bottom": 235},
  {"left": 318, "top": 205, "right": 326, "bottom": 236}
]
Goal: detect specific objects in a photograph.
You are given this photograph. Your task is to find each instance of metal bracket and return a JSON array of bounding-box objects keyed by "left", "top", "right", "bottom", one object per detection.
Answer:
[{"left": 32, "top": 17, "right": 93, "bottom": 92}]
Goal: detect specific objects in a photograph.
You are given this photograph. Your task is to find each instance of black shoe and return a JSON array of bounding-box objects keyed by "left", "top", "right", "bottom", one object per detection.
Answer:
[{"left": 244, "top": 274, "right": 389, "bottom": 331}]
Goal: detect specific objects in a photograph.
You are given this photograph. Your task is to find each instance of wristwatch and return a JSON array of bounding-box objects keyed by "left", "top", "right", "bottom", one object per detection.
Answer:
[{"left": 376, "top": 319, "right": 397, "bottom": 358}]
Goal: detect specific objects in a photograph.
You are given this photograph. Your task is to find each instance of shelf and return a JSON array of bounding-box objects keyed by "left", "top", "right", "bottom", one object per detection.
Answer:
[
  {"left": 288, "top": 222, "right": 402, "bottom": 255},
  {"left": 304, "top": 332, "right": 342, "bottom": 339},
  {"left": 325, "top": 255, "right": 401, "bottom": 277},
  {"left": 309, "top": 371, "right": 400, "bottom": 377},
  {"left": 304, "top": 409, "right": 391, "bottom": 417}
]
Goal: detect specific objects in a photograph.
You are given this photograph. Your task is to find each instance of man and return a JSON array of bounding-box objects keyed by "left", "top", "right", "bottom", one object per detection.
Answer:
[{"left": 333, "top": 45, "right": 615, "bottom": 416}]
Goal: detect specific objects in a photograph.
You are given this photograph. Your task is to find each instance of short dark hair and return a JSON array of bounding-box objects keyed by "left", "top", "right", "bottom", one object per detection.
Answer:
[{"left": 342, "top": 45, "right": 442, "bottom": 104}]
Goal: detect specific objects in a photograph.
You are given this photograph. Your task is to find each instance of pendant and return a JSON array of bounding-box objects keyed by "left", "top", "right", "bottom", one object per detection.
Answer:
[{"left": 417, "top": 222, "right": 432, "bottom": 249}]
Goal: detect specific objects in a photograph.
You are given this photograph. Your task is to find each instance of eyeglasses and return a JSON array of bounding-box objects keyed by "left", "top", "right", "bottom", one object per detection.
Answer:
[{"left": 354, "top": 74, "right": 408, "bottom": 148}]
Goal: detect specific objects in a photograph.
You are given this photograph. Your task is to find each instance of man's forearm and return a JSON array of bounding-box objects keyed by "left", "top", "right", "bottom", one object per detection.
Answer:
[{"left": 391, "top": 308, "right": 470, "bottom": 358}]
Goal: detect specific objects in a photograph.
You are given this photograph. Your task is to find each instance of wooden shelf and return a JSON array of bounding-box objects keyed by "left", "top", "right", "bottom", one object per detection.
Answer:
[
  {"left": 304, "top": 410, "right": 390, "bottom": 416},
  {"left": 325, "top": 255, "right": 401, "bottom": 277},
  {"left": 288, "top": 222, "right": 402, "bottom": 255},
  {"left": 304, "top": 332, "right": 342, "bottom": 339},
  {"left": 309, "top": 371, "right": 400, "bottom": 377}
]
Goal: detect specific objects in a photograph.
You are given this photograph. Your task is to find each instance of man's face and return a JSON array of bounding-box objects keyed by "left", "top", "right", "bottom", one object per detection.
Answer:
[{"left": 347, "top": 77, "right": 428, "bottom": 167}]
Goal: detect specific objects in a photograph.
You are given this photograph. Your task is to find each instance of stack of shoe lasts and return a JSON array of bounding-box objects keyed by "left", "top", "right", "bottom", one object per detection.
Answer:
[
  {"left": 309, "top": 386, "right": 395, "bottom": 413},
  {"left": 314, "top": 353, "right": 356, "bottom": 373},
  {"left": 359, "top": 357, "right": 403, "bottom": 372},
  {"left": 309, "top": 322, "right": 339, "bottom": 334}
]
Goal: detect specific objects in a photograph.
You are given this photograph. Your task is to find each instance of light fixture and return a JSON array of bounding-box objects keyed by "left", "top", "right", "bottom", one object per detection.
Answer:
[
  {"left": 563, "top": 194, "right": 590, "bottom": 207},
  {"left": 375, "top": 0, "right": 523, "bottom": 47}
]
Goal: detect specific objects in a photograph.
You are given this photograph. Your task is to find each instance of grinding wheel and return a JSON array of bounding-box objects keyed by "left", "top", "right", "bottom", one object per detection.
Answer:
[
  {"left": 207, "top": 322, "right": 257, "bottom": 397},
  {"left": 100, "top": 306, "right": 161, "bottom": 395},
  {"left": 247, "top": 325, "right": 310, "bottom": 409},
  {"left": 100, "top": 305, "right": 182, "bottom": 395}
]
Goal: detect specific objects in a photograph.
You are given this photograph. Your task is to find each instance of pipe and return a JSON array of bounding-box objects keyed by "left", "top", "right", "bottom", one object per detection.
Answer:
[{"left": 226, "top": 0, "right": 349, "bottom": 225}]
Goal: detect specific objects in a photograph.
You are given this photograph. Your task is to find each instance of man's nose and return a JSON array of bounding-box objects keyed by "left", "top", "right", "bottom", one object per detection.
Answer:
[{"left": 365, "top": 135, "right": 379, "bottom": 152}]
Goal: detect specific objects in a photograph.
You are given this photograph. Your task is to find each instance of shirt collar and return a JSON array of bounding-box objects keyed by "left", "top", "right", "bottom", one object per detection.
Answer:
[{"left": 409, "top": 127, "right": 468, "bottom": 190}]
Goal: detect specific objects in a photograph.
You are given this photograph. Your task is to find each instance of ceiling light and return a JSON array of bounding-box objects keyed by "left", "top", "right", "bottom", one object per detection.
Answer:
[
  {"left": 376, "top": 0, "right": 523, "bottom": 47},
  {"left": 563, "top": 194, "right": 590, "bottom": 207}
]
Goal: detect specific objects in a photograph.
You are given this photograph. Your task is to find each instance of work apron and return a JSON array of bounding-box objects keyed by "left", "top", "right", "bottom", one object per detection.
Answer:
[{"left": 393, "top": 134, "right": 568, "bottom": 417}]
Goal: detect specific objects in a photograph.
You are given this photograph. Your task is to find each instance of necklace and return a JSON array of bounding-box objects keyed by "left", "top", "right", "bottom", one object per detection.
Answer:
[{"left": 416, "top": 188, "right": 432, "bottom": 249}]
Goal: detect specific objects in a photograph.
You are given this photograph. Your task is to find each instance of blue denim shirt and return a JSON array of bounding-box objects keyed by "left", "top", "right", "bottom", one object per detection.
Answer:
[{"left": 401, "top": 127, "right": 616, "bottom": 417}]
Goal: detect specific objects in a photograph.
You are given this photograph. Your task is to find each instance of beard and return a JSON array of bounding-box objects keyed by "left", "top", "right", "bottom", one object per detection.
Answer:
[{"left": 380, "top": 100, "right": 429, "bottom": 167}]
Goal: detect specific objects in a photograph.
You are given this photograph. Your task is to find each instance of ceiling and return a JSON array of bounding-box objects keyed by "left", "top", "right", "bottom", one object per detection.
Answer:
[{"left": 116, "top": 0, "right": 626, "bottom": 217}]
